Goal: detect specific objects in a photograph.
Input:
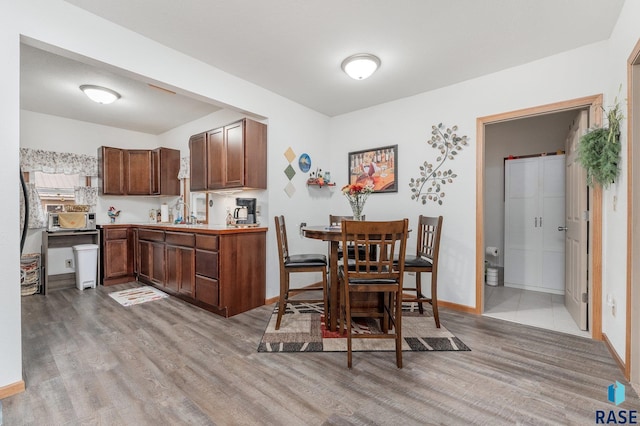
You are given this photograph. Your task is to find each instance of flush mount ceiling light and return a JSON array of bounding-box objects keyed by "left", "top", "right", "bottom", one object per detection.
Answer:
[
  {"left": 79, "top": 85, "right": 121, "bottom": 104},
  {"left": 341, "top": 53, "right": 381, "bottom": 80}
]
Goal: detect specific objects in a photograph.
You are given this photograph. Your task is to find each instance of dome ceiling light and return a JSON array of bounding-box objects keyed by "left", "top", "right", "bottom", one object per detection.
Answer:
[
  {"left": 79, "top": 85, "right": 121, "bottom": 104},
  {"left": 341, "top": 53, "right": 381, "bottom": 80}
]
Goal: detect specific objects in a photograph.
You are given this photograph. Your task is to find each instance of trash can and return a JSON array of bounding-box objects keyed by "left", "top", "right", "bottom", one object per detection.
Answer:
[{"left": 72, "top": 244, "right": 99, "bottom": 290}]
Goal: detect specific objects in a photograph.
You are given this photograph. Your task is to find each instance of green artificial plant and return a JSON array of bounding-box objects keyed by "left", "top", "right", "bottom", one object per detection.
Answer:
[{"left": 577, "top": 98, "right": 624, "bottom": 188}]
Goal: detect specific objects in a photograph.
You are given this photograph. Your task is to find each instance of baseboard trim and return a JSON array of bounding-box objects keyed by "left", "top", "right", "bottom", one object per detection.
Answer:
[
  {"left": 603, "top": 332, "right": 626, "bottom": 375},
  {"left": 265, "top": 295, "right": 477, "bottom": 313},
  {"left": 439, "top": 300, "right": 477, "bottom": 314},
  {"left": 265, "top": 295, "right": 278, "bottom": 305},
  {"left": 0, "top": 380, "right": 25, "bottom": 398}
]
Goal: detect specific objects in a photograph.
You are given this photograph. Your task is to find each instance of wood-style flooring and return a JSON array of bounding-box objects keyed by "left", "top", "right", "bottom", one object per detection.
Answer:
[{"left": 3, "top": 282, "right": 638, "bottom": 425}]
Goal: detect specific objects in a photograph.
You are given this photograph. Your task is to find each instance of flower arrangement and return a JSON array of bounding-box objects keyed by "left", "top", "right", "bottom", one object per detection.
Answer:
[
  {"left": 341, "top": 183, "right": 373, "bottom": 220},
  {"left": 107, "top": 206, "right": 121, "bottom": 223}
]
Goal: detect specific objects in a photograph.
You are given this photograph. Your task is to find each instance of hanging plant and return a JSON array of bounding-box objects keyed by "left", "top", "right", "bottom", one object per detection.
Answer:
[
  {"left": 577, "top": 98, "right": 624, "bottom": 188},
  {"left": 409, "top": 123, "right": 469, "bottom": 205}
]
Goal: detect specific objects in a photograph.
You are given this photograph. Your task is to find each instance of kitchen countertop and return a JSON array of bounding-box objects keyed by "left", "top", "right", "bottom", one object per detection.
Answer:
[{"left": 98, "top": 222, "right": 267, "bottom": 235}]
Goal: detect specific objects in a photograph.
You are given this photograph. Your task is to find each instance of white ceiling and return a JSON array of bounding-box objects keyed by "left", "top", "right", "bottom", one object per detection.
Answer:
[{"left": 21, "top": 0, "right": 625, "bottom": 134}]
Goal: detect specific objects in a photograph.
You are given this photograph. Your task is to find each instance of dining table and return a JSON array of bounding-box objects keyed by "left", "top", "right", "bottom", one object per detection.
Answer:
[
  {"left": 301, "top": 225, "right": 344, "bottom": 331},
  {"left": 302, "top": 224, "right": 410, "bottom": 331}
]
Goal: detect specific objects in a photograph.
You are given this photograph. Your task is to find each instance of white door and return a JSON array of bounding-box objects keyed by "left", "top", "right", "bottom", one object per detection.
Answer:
[
  {"left": 564, "top": 110, "right": 589, "bottom": 330},
  {"left": 504, "top": 158, "right": 542, "bottom": 288},
  {"left": 504, "top": 155, "right": 565, "bottom": 293}
]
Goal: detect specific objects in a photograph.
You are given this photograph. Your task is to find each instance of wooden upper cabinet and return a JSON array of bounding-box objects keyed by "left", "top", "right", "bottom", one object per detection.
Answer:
[
  {"left": 99, "top": 146, "right": 180, "bottom": 196},
  {"left": 224, "top": 121, "right": 244, "bottom": 188},
  {"left": 206, "top": 127, "right": 225, "bottom": 189},
  {"left": 155, "top": 148, "right": 180, "bottom": 196},
  {"left": 125, "top": 150, "right": 153, "bottom": 195},
  {"left": 98, "top": 147, "right": 125, "bottom": 195},
  {"left": 189, "top": 133, "right": 208, "bottom": 191},
  {"left": 189, "top": 118, "right": 267, "bottom": 191}
]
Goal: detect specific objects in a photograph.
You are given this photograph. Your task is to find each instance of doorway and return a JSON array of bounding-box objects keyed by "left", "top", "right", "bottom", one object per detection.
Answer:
[{"left": 475, "top": 95, "right": 604, "bottom": 340}]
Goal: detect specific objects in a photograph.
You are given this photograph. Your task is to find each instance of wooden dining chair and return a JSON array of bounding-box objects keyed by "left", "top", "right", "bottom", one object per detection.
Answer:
[
  {"left": 339, "top": 219, "right": 409, "bottom": 368},
  {"left": 397, "top": 215, "right": 443, "bottom": 328},
  {"left": 274, "top": 215, "right": 328, "bottom": 330},
  {"left": 329, "top": 214, "right": 371, "bottom": 261}
]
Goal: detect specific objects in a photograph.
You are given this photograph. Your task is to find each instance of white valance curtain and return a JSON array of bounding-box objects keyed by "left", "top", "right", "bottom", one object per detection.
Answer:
[
  {"left": 20, "top": 148, "right": 98, "bottom": 176},
  {"left": 24, "top": 183, "right": 47, "bottom": 229},
  {"left": 178, "top": 156, "right": 190, "bottom": 179}
]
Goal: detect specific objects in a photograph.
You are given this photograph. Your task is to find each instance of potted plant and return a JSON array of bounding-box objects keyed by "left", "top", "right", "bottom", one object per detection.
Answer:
[{"left": 577, "top": 98, "right": 624, "bottom": 188}]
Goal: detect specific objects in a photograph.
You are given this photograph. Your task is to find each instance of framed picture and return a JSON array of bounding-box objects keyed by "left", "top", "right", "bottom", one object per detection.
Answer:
[{"left": 348, "top": 144, "right": 398, "bottom": 193}]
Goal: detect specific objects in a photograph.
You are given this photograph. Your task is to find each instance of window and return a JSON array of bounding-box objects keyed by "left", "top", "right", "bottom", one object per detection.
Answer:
[{"left": 33, "top": 172, "right": 85, "bottom": 206}]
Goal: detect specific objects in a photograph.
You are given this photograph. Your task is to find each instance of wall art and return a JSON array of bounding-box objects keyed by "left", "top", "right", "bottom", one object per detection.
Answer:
[
  {"left": 347, "top": 144, "right": 397, "bottom": 193},
  {"left": 409, "top": 123, "right": 469, "bottom": 205}
]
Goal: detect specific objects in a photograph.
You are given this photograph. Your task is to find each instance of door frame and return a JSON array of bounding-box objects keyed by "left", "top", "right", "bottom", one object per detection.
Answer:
[
  {"left": 626, "top": 38, "right": 640, "bottom": 382},
  {"left": 475, "top": 94, "right": 604, "bottom": 340}
]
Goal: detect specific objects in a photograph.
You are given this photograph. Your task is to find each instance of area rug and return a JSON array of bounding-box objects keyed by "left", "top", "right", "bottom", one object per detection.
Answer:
[
  {"left": 109, "top": 286, "right": 168, "bottom": 307},
  {"left": 257, "top": 301, "right": 470, "bottom": 352}
]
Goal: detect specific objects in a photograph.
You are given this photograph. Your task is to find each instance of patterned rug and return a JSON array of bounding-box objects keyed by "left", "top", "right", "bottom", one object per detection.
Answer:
[
  {"left": 109, "top": 286, "right": 168, "bottom": 307},
  {"left": 258, "top": 301, "right": 470, "bottom": 352}
]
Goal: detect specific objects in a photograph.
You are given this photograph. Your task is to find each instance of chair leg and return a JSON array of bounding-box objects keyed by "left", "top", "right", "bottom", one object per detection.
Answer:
[
  {"left": 345, "top": 284, "right": 353, "bottom": 369},
  {"left": 322, "top": 267, "right": 329, "bottom": 328},
  {"left": 395, "top": 287, "right": 403, "bottom": 368},
  {"left": 431, "top": 274, "right": 440, "bottom": 328},
  {"left": 275, "top": 272, "right": 289, "bottom": 330},
  {"left": 415, "top": 272, "right": 424, "bottom": 314}
]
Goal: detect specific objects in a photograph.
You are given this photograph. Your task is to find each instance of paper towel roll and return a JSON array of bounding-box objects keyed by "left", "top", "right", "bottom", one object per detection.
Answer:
[
  {"left": 160, "top": 204, "right": 169, "bottom": 223},
  {"left": 485, "top": 246, "right": 499, "bottom": 257}
]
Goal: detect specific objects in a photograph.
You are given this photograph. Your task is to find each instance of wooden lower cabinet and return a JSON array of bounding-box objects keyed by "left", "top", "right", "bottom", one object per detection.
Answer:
[
  {"left": 133, "top": 226, "right": 265, "bottom": 317},
  {"left": 101, "top": 226, "right": 134, "bottom": 286}
]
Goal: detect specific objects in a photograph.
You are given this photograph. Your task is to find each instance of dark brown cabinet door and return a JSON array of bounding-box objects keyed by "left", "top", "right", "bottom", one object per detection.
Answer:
[
  {"left": 224, "top": 121, "right": 244, "bottom": 188},
  {"left": 138, "top": 240, "right": 151, "bottom": 282},
  {"left": 157, "top": 148, "right": 180, "bottom": 195},
  {"left": 207, "top": 127, "right": 225, "bottom": 189},
  {"left": 99, "top": 147, "right": 125, "bottom": 195},
  {"left": 165, "top": 245, "right": 180, "bottom": 292},
  {"left": 125, "top": 150, "right": 153, "bottom": 195},
  {"left": 151, "top": 242, "right": 165, "bottom": 286},
  {"left": 104, "top": 239, "right": 128, "bottom": 279},
  {"left": 190, "top": 133, "right": 208, "bottom": 191},
  {"left": 178, "top": 246, "right": 195, "bottom": 297}
]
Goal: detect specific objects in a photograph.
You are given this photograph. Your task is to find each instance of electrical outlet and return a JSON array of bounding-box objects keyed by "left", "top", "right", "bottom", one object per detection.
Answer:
[{"left": 65, "top": 259, "right": 73, "bottom": 268}]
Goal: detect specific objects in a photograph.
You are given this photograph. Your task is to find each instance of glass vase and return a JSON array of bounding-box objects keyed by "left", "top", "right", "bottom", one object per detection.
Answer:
[{"left": 349, "top": 198, "right": 364, "bottom": 221}]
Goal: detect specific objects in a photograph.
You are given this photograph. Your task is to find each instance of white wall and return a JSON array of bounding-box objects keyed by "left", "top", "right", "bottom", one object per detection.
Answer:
[
  {"left": 2, "top": 0, "right": 639, "bottom": 392},
  {"left": 598, "top": 0, "right": 640, "bottom": 360},
  {"left": 2, "top": 0, "right": 330, "bottom": 390}
]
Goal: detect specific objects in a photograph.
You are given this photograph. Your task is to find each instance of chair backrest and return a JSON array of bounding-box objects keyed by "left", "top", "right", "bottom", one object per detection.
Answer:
[
  {"left": 274, "top": 215, "right": 290, "bottom": 263},
  {"left": 329, "top": 214, "right": 365, "bottom": 226},
  {"left": 341, "top": 219, "right": 409, "bottom": 283},
  {"left": 416, "top": 215, "right": 443, "bottom": 266}
]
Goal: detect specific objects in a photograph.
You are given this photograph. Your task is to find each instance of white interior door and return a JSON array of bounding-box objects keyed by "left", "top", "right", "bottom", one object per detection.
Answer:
[
  {"left": 564, "top": 110, "right": 589, "bottom": 330},
  {"left": 541, "top": 155, "right": 566, "bottom": 292},
  {"left": 504, "top": 155, "right": 565, "bottom": 293},
  {"left": 504, "top": 158, "right": 541, "bottom": 287}
]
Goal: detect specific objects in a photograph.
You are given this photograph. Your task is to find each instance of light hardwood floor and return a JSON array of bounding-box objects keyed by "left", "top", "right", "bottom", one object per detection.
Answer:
[{"left": 3, "top": 282, "right": 638, "bottom": 425}]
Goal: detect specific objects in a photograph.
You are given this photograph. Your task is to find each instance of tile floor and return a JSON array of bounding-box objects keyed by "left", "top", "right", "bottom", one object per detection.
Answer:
[{"left": 483, "top": 284, "right": 591, "bottom": 338}]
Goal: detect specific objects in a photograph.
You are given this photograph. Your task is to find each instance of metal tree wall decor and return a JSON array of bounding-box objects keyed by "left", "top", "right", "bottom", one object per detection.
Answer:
[{"left": 409, "top": 123, "right": 469, "bottom": 205}]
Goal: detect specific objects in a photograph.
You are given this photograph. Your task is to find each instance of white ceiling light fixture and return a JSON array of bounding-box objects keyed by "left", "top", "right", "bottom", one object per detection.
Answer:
[
  {"left": 341, "top": 53, "right": 381, "bottom": 80},
  {"left": 79, "top": 84, "right": 121, "bottom": 104}
]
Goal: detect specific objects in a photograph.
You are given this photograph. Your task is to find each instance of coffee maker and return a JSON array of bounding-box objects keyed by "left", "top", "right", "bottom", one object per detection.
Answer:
[{"left": 234, "top": 198, "right": 257, "bottom": 224}]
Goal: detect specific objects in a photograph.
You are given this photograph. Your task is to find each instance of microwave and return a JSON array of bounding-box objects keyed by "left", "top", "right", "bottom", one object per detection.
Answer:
[{"left": 47, "top": 212, "right": 97, "bottom": 232}]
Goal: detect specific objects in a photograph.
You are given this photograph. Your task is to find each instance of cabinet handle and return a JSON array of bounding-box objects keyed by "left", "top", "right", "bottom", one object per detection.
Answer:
[
  {"left": 534, "top": 217, "right": 538, "bottom": 228},
  {"left": 539, "top": 217, "right": 543, "bottom": 227},
  {"left": 558, "top": 226, "right": 568, "bottom": 231}
]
